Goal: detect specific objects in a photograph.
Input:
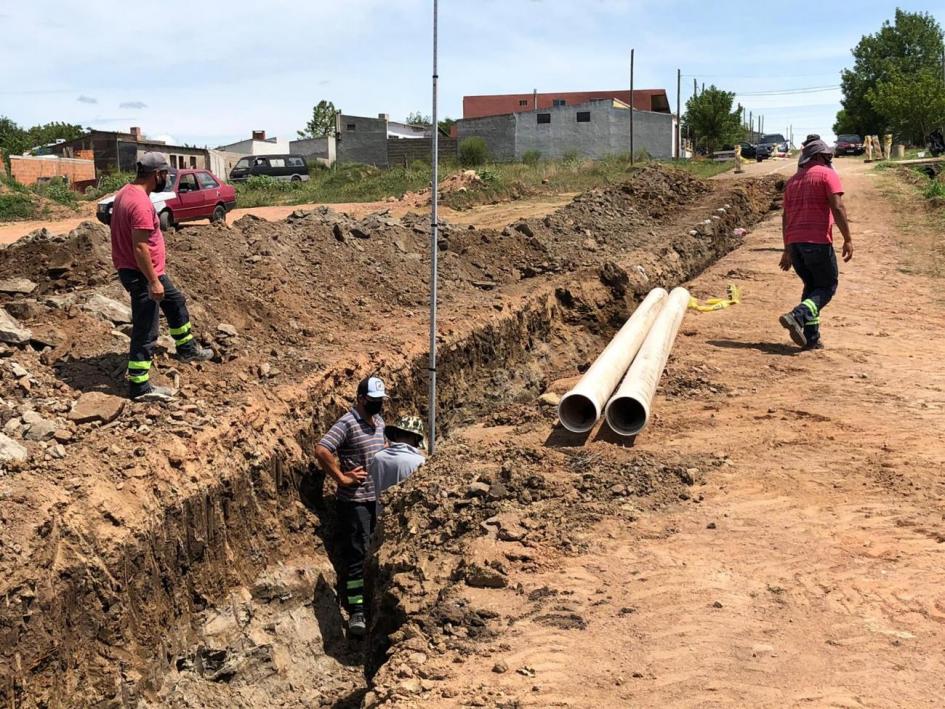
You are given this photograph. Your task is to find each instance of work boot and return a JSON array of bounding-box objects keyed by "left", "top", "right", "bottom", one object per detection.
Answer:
[
  {"left": 779, "top": 312, "right": 807, "bottom": 348},
  {"left": 347, "top": 611, "right": 366, "bottom": 638},
  {"left": 802, "top": 340, "right": 824, "bottom": 351},
  {"left": 175, "top": 341, "right": 214, "bottom": 363},
  {"left": 130, "top": 384, "right": 176, "bottom": 402}
]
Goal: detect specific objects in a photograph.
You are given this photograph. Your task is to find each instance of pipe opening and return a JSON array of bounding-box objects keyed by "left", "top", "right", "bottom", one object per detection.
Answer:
[
  {"left": 605, "top": 396, "right": 648, "bottom": 437},
  {"left": 558, "top": 393, "right": 600, "bottom": 433}
]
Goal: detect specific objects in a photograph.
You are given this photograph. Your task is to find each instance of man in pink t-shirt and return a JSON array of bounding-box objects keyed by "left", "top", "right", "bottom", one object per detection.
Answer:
[
  {"left": 111, "top": 152, "right": 212, "bottom": 401},
  {"left": 778, "top": 139, "right": 853, "bottom": 350}
]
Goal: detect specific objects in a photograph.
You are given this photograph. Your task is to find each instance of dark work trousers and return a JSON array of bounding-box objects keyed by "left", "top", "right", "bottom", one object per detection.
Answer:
[
  {"left": 335, "top": 499, "right": 377, "bottom": 614},
  {"left": 789, "top": 243, "right": 839, "bottom": 345},
  {"left": 117, "top": 269, "right": 194, "bottom": 392}
]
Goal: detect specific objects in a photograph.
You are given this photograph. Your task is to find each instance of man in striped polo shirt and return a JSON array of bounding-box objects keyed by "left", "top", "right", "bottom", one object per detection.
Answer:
[{"left": 315, "top": 375, "right": 388, "bottom": 638}]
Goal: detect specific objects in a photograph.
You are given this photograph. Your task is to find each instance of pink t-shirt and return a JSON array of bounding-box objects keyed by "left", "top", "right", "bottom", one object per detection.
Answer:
[
  {"left": 783, "top": 165, "right": 844, "bottom": 245},
  {"left": 110, "top": 184, "right": 166, "bottom": 275}
]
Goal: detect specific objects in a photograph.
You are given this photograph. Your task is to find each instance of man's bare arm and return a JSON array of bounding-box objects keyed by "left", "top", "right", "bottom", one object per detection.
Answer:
[
  {"left": 829, "top": 194, "right": 853, "bottom": 261},
  {"left": 315, "top": 444, "right": 365, "bottom": 487},
  {"left": 132, "top": 229, "right": 164, "bottom": 300}
]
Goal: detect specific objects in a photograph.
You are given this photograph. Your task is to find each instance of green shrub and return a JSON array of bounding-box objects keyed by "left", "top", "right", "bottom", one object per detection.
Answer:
[
  {"left": 522, "top": 149, "right": 542, "bottom": 166},
  {"left": 0, "top": 194, "right": 35, "bottom": 220},
  {"left": 562, "top": 149, "right": 581, "bottom": 164},
  {"left": 33, "top": 177, "right": 77, "bottom": 207},
  {"left": 84, "top": 171, "right": 134, "bottom": 199},
  {"left": 459, "top": 137, "right": 488, "bottom": 167},
  {"left": 924, "top": 177, "right": 945, "bottom": 200}
]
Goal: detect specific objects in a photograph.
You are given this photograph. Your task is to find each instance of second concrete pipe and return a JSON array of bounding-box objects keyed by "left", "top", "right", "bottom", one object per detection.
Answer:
[{"left": 557, "top": 288, "right": 668, "bottom": 433}]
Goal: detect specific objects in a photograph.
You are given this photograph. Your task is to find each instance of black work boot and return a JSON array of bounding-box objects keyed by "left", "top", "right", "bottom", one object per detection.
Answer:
[
  {"left": 175, "top": 341, "right": 214, "bottom": 363},
  {"left": 779, "top": 312, "right": 807, "bottom": 348},
  {"left": 129, "top": 383, "right": 176, "bottom": 402}
]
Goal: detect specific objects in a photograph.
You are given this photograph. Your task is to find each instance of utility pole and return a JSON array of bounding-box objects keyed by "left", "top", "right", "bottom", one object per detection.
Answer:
[
  {"left": 629, "top": 49, "right": 635, "bottom": 165},
  {"left": 428, "top": 0, "right": 439, "bottom": 455},
  {"left": 749, "top": 111, "right": 753, "bottom": 140},
  {"left": 676, "top": 68, "right": 682, "bottom": 159}
]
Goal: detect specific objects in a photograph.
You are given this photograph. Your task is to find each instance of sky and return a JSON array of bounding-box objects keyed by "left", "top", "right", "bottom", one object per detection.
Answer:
[{"left": 0, "top": 1, "right": 938, "bottom": 148}]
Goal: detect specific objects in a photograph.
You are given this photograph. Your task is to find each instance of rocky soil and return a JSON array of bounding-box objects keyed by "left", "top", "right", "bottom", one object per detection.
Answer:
[{"left": 0, "top": 165, "right": 780, "bottom": 707}]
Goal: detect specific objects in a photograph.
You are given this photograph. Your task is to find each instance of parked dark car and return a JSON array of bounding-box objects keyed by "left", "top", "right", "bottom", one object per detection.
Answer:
[
  {"left": 758, "top": 133, "right": 789, "bottom": 154},
  {"left": 229, "top": 154, "right": 309, "bottom": 182},
  {"left": 96, "top": 169, "right": 237, "bottom": 229},
  {"left": 753, "top": 143, "right": 773, "bottom": 162},
  {"left": 739, "top": 142, "right": 757, "bottom": 159},
  {"left": 835, "top": 134, "right": 865, "bottom": 156}
]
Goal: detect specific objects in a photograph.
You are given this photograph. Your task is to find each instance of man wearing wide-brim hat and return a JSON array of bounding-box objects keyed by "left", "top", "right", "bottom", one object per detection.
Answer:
[
  {"left": 778, "top": 139, "right": 853, "bottom": 350},
  {"left": 369, "top": 415, "right": 426, "bottom": 501}
]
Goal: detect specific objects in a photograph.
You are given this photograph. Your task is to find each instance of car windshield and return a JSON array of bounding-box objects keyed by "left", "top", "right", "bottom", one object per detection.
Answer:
[
  {"left": 761, "top": 134, "right": 785, "bottom": 143},
  {"left": 838, "top": 135, "right": 861, "bottom": 143},
  {"left": 163, "top": 170, "right": 177, "bottom": 192}
]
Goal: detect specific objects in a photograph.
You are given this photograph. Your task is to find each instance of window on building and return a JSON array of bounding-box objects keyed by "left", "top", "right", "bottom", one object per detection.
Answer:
[
  {"left": 537, "top": 113, "right": 551, "bottom": 125},
  {"left": 346, "top": 123, "right": 357, "bottom": 131},
  {"left": 196, "top": 172, "right": 219, "bottom": 189},
  {"left": 519, "top": 99, "right": 529, "bottom": 107},
  {"left": 553, "top": 99, "right": 567, "bottom": 107},
  {"left": 287, "top": 157, "right": 305, "bottom": 167},
  {"left": 269, "top": 158, "right": 286, "bottom": 168},
  {"left": 577, "top": 112, "right": 591, "bottom": 123},
  {"left": 177, "top": 173, "right": 199, "bottom": 193},
  {"left": 189, "top": 156, "right": 197, "bottom": 168}
]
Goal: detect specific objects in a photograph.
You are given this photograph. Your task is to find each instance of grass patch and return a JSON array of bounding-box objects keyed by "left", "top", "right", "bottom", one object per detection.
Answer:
[
  {"left": 231, "top": 157, "right": 736, "bottom": 211},
  {"left": 876, "top": 166, "right": 945, "bottom": 281},
  {"left": 0, "top": 194, "right": 35, "bottom": 220}
]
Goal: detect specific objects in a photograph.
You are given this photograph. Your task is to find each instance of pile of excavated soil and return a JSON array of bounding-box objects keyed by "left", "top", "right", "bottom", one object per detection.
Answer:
[{"left": 0, "top": 166, "right": 781, "bottom": 707}]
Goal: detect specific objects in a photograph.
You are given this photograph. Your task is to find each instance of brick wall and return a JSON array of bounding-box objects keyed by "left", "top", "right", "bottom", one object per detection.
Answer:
[
  {"left": 9, "top": 155, "right": 96, "bottom": 187},
  {"left": 386, "top": 137, "right": 458, "bottom": 167}
]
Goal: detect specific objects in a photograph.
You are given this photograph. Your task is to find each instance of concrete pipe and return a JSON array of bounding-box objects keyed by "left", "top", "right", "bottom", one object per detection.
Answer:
[
  {"left": 604, "top": 286, "right": 690, "bottom": 437},
  {"left": 557, "top": 288, "right": 668, "bottom": 433}
]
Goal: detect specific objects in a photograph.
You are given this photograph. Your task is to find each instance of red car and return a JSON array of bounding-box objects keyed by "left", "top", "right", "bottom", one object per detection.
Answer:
[{"left": 96, "top": 168, "right": 237, "bottom": 229}]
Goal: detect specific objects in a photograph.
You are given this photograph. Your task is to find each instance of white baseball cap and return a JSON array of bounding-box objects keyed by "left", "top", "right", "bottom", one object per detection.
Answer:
[{"left": 357, "top": 375, "right": 388, "bottom": 399}]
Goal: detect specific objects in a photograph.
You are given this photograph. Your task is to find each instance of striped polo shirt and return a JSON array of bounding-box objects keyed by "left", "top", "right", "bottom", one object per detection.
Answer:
[{"left": 319, "top": 409, "right": 385, "bottom": 502}]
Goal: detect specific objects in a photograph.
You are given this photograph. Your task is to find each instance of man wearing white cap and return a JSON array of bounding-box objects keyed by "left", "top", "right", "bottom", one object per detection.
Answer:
[
  {"left": 315, "top": 375, "right": 389, "bottom": 637},
  {"left": 110, "top": 151, "right": 212, "bottom": 400}
]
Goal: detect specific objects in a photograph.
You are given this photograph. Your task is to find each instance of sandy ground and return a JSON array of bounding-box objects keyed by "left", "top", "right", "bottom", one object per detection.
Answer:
[
  {"left": 0, "top": 192, "right": 577, "bottom": 245},
  {"left": 425, "top": 158, "right": 945, "bottom": 706}
]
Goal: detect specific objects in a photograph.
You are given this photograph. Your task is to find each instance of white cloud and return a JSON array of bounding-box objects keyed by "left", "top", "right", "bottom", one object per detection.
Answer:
[{"left": 77, "top": 95, "right": 97, "bottom": 104}]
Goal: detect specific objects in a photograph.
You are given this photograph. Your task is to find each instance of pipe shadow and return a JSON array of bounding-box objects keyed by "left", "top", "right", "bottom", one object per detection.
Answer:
[
  {"left": 707, "top": 339, "right": 799, "bottom": 356},
  {"left": 748, "top": 247, "right": 787, "bottom": 253},
  {"left": 593, "top": 425, "right": 637, "bottom": 447},
  {"left": 544, "top": 424, "right": 593, "bottom": 448}
]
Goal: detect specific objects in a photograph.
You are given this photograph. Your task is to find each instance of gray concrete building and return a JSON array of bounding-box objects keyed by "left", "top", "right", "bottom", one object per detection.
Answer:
[
  {"left": 456, "top": 99, "right": 677, "bottom": 162},
  {"left": 335, "top": 113, "right": 431, "bottom": 167},
  {"left": 288, "top": 136, "right": 336, "bottom": 166}
]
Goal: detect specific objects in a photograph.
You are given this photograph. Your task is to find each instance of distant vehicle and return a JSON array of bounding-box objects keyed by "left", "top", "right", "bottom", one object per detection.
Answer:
[
  {"left": 753, "top": 143, "right": 773, "bottom": 162},
  {"left": 835, "top": 134, "right": 865, "bottom": 156},
  {"left": 739, "top": 142, "right": 757, "bottom": 159},
  {"left": 95, "top": 169, "right": 237, "bottom": 229},
  {"left": 229, "top": 154, "right": 310, "bottom": 182},
  {"left": 758, "top": 133, "right": 790, "bottom": 154}
]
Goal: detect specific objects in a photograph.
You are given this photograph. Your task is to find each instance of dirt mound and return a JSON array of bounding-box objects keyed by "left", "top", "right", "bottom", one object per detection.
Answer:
[{"left": 0, "top": 165, "right": 781, "bottom": 707}]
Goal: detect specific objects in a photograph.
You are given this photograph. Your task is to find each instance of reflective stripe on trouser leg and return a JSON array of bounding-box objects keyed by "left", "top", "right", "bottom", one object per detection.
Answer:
[
  {"left": 127, "top": 359, "right": 151, "bottom": 384},
  {"left": 801, "top": 299, "right": 819, "bottom": 319},
  {"left": 169, "top": 322, "right": 193, "bottom": 347},
  {"left": 347, "top": 578, "right": 364, "bottom": 607}
]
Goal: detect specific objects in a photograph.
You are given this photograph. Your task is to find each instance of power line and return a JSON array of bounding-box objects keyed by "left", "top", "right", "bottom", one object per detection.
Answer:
[{"left": 735, "top": 85, "right": 840, "bottom": 96}]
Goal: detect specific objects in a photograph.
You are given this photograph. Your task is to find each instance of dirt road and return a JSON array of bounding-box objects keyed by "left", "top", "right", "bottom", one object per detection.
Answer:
[{"left": 410, "top": 158, "right": 945, "bottom": 706}]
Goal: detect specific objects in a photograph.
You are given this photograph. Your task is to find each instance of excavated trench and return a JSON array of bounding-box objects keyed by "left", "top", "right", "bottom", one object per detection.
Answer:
[{"left": 2, "top": 176, "right": 781, "bottom": 708}]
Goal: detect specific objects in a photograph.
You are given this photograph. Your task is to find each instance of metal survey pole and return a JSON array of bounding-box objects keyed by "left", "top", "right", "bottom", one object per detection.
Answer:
[
  {"left": 428, "top": 0, "right": 439, "bottom": 455},
  {"left": 676, "top": 68, "right": 681, "bottom": 159},
  {"left": 629, "top": 49, "right": 635, "bottom": 165}
]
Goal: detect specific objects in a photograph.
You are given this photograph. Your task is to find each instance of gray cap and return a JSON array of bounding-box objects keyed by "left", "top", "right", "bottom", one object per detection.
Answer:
[
  {"left": 798, "top": 139, "right": 833, "bottom": 166},
  {"left": 137, "top": 151, "right": 170, "bottom": 173},
  {"left": 802, "top": 133, "right": 820, "bottom": 146}
]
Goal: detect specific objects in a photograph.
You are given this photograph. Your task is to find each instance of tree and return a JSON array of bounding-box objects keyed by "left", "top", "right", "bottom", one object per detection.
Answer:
[
  {"left": 437, "top": 117, "right": 457, "bottom": 135},
  {"left": 298, "top": 100, "right": 338, "bottom": 139},
  {"left": 682, "top": 86, "right": 744, "bottom": 155},
  {"left": 869, "top": 69, "right": 945, "bottom": 144},
  {"left": 832, "top": 108, "right": 859, "bottom": 136},
  {"left": 0, "top": 116, "right": 28, "bottom": 161},
  {"left": 405, "top": 111, "right": 432, "bottom": 126},
  {"left": 25, "top": 121, "right": 86, "bottom": 149},
  {"left": 837, "top": 10, "right": 945, "bottom": 139}
]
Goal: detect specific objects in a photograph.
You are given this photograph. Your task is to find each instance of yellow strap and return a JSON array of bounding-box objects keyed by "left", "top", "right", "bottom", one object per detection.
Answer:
[{"left": 688, "top": 284, "right": 741, "bottom": 313}]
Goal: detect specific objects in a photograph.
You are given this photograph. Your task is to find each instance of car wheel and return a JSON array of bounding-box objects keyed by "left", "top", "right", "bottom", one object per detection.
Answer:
[
  {"left": 159, "top": 210, "right": 173, "bottom": 231},
  {"left": 211, "top": 204, "right": 226, "bottom": 223},
  {"left": 290, "top": 174, "right": 302, "bottom": 182}
]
